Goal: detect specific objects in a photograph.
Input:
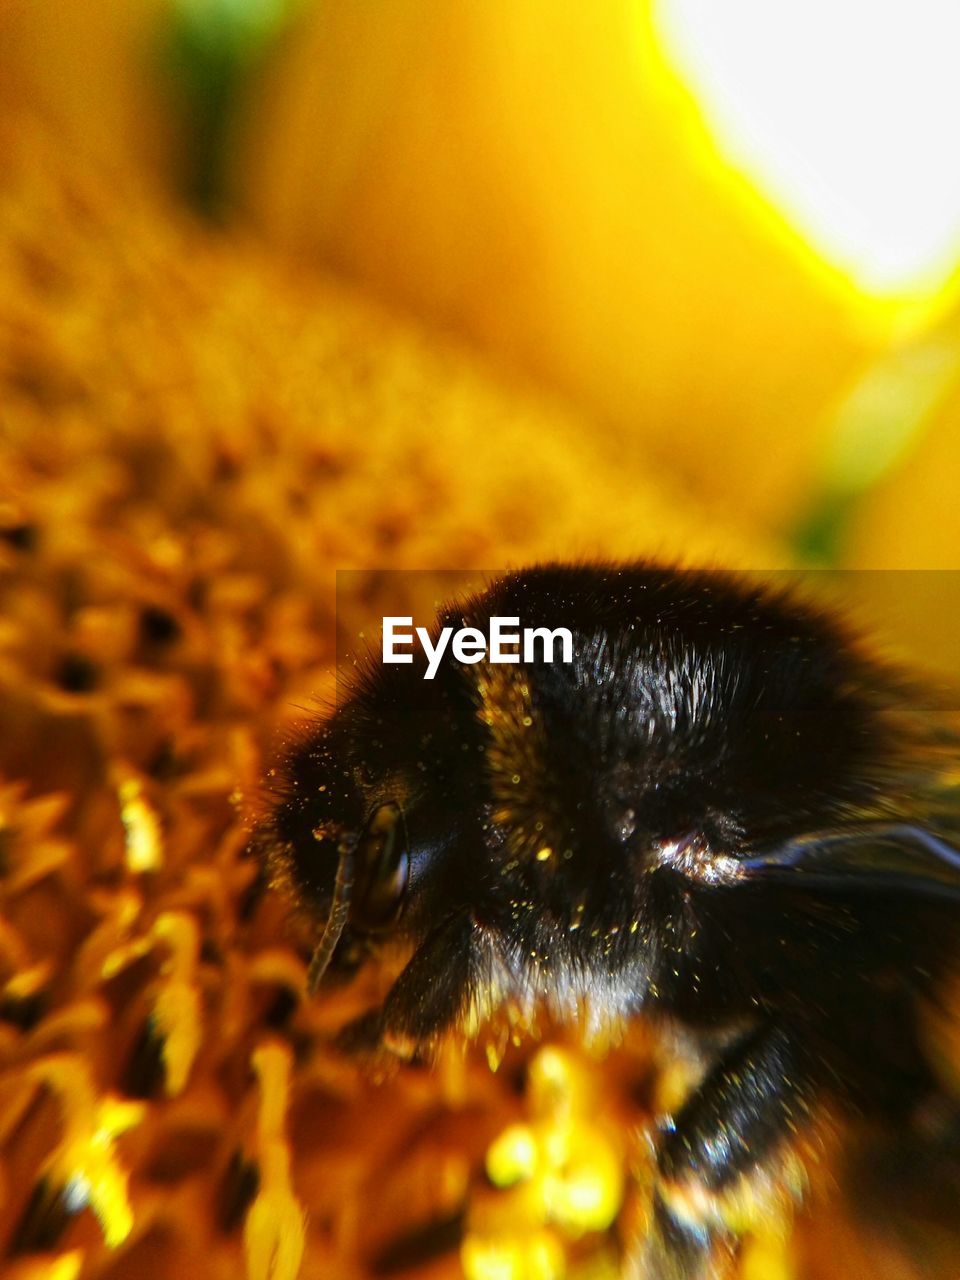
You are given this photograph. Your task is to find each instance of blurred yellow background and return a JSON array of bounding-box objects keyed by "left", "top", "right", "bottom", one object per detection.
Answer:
[{"left": 5, "top": 0, "right": 960, "bottom": 572}]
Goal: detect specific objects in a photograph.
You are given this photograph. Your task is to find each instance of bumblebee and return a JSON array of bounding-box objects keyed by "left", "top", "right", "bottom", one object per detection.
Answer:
[{"left": 261, "top": 565, "right": 960, "bottom": 1276}]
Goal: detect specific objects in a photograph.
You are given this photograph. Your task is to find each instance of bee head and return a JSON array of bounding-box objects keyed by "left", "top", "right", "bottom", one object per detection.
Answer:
[{"left": 265, "top": 647, "right": 487, "bottom": 987}]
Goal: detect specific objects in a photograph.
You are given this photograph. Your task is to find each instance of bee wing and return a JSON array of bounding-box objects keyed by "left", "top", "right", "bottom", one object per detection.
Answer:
[{"left": 739, "top": 823, "right": 960, "bottom": 901}]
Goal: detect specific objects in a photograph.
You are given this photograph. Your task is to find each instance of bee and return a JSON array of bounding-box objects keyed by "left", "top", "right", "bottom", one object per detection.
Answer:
[{"left": 260, "top": 564, "right": 960, "bottom": 1277}]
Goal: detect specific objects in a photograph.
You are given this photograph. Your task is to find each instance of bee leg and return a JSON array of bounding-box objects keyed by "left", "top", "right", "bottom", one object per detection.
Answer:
[
  {"left": 337, "top": 912, "right": 483, "bottom": 1056},
  {"left": 633, "top": 1023, "right": 809, "bottom": 1278}
]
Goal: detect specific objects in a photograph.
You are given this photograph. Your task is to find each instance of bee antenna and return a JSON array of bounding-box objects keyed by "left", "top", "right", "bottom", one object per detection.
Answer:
[{"left": 306, "top": 834, "right": 356, "bottom": 994}]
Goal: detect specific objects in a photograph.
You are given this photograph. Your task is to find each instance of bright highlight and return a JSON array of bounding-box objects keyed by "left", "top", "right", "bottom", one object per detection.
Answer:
[{"left": 655, "top": 0, "right": 960, "bottom": 297}]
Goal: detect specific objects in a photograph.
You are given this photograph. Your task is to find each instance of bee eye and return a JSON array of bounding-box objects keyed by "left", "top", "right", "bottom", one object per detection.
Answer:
[{"left": 350, "top": 801, "right": 409, "bottom": 933}]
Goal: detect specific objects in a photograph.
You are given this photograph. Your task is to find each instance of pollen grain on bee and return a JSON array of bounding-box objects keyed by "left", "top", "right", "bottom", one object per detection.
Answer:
[{"left": 653, "top": 834, "right": 744, "bottom": 886}]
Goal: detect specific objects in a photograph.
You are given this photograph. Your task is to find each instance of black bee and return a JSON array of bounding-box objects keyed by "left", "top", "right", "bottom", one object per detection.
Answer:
[{"left": 260, "top": 565, "right": 960, "bottom": 1277}]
